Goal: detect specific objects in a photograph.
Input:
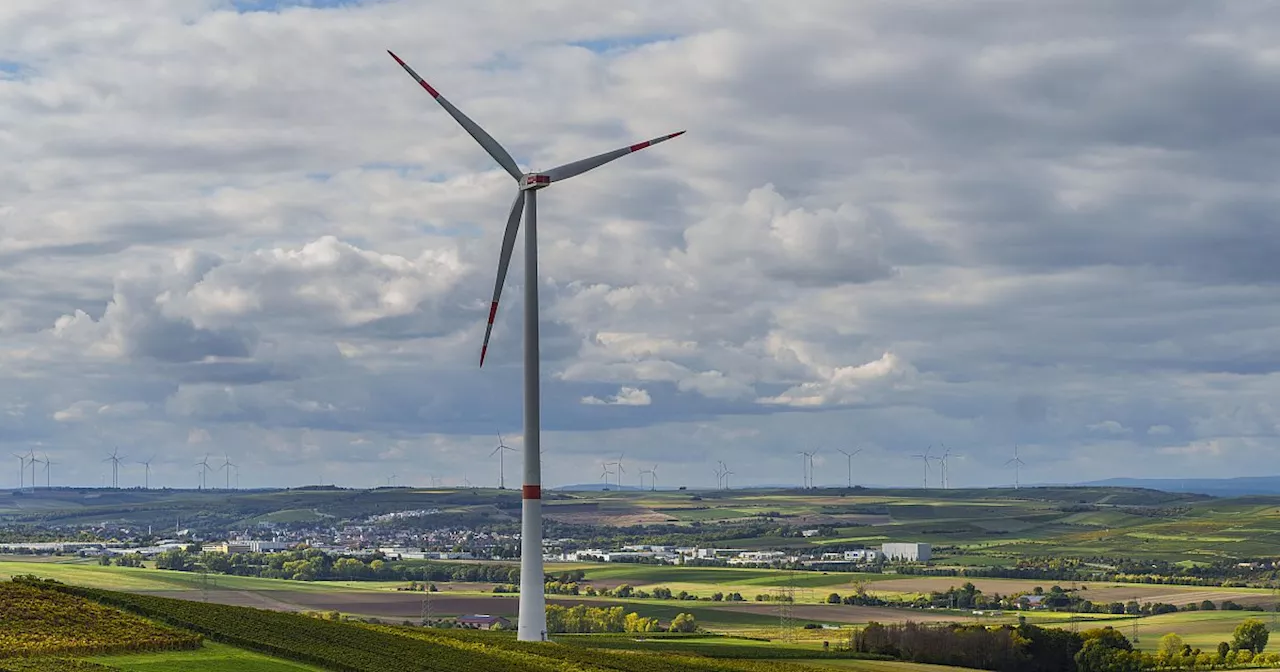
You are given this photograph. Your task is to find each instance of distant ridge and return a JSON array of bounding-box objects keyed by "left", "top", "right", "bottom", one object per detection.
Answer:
[{"left": 1079, "top": 475, "right": 1280, "bottom": 497}]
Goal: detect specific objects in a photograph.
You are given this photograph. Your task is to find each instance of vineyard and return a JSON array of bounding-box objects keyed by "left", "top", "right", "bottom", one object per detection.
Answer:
[
  {"left": 0, "top": 579, "right": 201, "bottom": 659},
  {"left": 25, "top": 580, "right": 855, "bottom": 671},
  {"left": 0, "top": 660, "right": 120, "bottom": 671}
]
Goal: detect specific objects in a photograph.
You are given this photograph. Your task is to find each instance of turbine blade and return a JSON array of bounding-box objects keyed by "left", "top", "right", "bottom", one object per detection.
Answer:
[
  {"left": 387, "top": 51, "right": 522, "bottom": 180},
  {"left": 480, "top": 190, "right": 526, "bottom": 367},
  {"left": 542, "top": 131, "right": 685, "bottom": 183}
]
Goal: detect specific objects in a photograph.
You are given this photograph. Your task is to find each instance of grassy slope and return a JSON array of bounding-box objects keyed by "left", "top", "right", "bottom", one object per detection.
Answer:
[{"left": 88, "top": 642, "right": 325, "bottom": 672}]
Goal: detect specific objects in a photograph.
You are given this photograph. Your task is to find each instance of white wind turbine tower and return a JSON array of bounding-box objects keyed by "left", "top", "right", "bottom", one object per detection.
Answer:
[
  {"left": 388, "top": 50, "right": 683, "bottom": 643},
  {"left": 938, "top": 446, "right": 961, "bottom": 490},
  {"left": 139, "top": 456, "right": 155, "bottom": 490},
  {"left": 599, "top": 463, "right": 614, "bottom": 490},
  {"left": 1005, "top": 444, "right": 1026, "bottom": 490},
  {"left": 26, "top": 450, "right": 38, "bottom": 491},
  {"left": 12, "top": 453, "right": 28, "bottom": 491},
  {"left": 614, "top": 453, "right": 627, "bottom": 490},
  {"left": 808, "top": 449, "right": 821, "bottom": 489},
  {"left": 837, "top": 447, "right": 862, "bottom": 489},
  {"left": 196, "top": 454, "right": 212, "bottom": 491},
  {"left": 42, "top": 453, "right": 52, "bottom": 489},
  {"left": 103, "top": 449, "right": 123, "bottom": 489},
  {"left": 491, "top": 434, "right": 516, "bottom": 489},
  {"left": 910, "top": 446, "right": 932, "bottom": 489},
  {"left": 28, "top": 453, "right": 44, "bottom": 490},
  {"left": 796, "top": 451, "right": 813, "bottom": 489},
  {"left": 220, "top": 454, "right": 236, "bottom": 490}
]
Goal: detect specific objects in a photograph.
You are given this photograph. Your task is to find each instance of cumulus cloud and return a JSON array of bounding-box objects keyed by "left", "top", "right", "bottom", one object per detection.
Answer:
[
  {"left": 3, "top": 0, "right": 1280, "bottom": 487},
  {"left": 582, "top": 386, "right": 652, "bottom": 406}
]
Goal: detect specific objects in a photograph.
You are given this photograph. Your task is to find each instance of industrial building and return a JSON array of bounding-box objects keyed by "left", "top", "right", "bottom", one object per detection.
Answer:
[{"left": 881, "top": 542, "right": 932, "bottom": 562}]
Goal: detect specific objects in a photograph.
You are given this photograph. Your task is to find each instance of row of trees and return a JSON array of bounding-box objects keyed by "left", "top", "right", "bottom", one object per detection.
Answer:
[
  {"left": 151, "top": 547, "right": 526, "bottom": 583},
  {"left": 854, "top": 620, "right": 1274, "bottom": 672},
  {"left": 543, "top": 604, "right": 695, "bottom": 634}
]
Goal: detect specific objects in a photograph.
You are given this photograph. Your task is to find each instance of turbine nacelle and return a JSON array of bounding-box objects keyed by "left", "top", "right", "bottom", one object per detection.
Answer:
[{"left": 520, "top": 173, "right": 551, "bottom": 191}]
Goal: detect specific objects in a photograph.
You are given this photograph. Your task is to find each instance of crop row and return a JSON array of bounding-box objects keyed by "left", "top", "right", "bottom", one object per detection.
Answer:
[
  {"left": 0, "top": 659, "right": 121, "bottom": 671},
  {"left": 0, "top": 580, "right": 200, "bottom": 659}
]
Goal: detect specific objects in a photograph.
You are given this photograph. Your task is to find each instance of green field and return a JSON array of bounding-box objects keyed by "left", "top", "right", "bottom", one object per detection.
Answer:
[{"left": 90, "top": 642, "right": 325, "bottom": 671}]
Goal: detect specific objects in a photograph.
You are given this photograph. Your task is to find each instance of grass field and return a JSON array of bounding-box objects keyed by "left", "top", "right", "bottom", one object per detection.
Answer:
[
  {"left": 0, "top": 559, "right": 404, "bottom": 594},
  {"left": 89, "top": 642, "right": 326, "bottom": 671}
]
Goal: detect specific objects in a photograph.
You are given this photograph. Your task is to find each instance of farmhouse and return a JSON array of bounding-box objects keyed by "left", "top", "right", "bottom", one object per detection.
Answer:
[{"left": 458, "top": 614, "right": 511, "bottom": 630}]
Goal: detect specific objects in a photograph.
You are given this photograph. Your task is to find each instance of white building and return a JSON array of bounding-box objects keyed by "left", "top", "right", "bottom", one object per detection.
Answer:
[
  {"left": 881, "top": 542, "right": 931, "bottom": 562},
  {"left": 844, "top": 549, "right": 883, "bottom": 563}
]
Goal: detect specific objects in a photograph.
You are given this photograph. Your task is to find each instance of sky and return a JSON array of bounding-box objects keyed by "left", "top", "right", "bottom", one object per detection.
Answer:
[{"left": 2, "top": 0, "right": 1279, "bottom": 490}]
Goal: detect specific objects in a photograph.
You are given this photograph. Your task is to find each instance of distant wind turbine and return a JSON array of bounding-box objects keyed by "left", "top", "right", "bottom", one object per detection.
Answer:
[
  {"left": 491, "top": 434, "right": 516, "bottom": 490},
  {"left": 103, "top": 449, "right": 124, "bottom": 489},
  {"left": 797, "top": 451, "right": 813, "bottom": 489},
  {"left": 42, "top": 453, "right": 52, "bottom": 489},
  {"left": 910, "top": 446, "right": 933, "bottom": 489},
  {"left": 837, "top": 447, "right": 862, "bottom": 489},
  {"left": 12, "top": 453, "right": 28, "bottom": 491},
  {"left": 220, "top": 454, "right": 235, "bottom": 490},
  {"left": 196, "top": 454, "right": 212, "bottom": 490},
  {"left": 1005, "top": 444, "right": 1026, "bottom": 490},
  {"left": 139, "top": 455, "right": 155, "bottom": 490}
]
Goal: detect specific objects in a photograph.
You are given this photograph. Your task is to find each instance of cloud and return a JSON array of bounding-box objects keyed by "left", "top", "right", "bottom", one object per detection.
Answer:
[
  {"left": 582, "top": 386, "right": 652, "bottom": 406},
  {"left": 3, "top": 0, "right": 1280, "bottom": 487}
]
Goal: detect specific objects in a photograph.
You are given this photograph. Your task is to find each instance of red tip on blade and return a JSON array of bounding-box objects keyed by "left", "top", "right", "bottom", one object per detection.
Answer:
[
  {"left": 628, "top": 140, "right": 652, "bottom": 152},
  {"left": 480, "top": 345, "right": 488, "bottom": 368},
  {"left": 487, "top": 301, "right": 499, "bottom": 324},
  {"left": 418, "top": 80, "right": 439, "bottom": 98}
]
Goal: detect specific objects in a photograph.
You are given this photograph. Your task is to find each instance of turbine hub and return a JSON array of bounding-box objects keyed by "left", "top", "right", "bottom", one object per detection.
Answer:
[{"left": 520, "top": 173, "right": 550, "bottom": 191}]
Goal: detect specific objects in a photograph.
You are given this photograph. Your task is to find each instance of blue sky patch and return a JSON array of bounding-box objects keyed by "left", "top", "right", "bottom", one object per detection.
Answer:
[
  {"left": 229, "top": 0, "right": 370, "bottom": 13},
  {"left": 568, "top": 34, "right": 677, "bottom": 54}
]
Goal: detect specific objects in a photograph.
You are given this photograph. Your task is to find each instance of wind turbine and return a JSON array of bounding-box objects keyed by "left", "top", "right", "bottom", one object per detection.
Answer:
[
  {"left": 808, "top": 449, "right": 821, "bottom": 489},
  {"left": 491, "top": 434, "right": 516, "bottom": 489},
  {"left": 910, "top": 446, "right": 932, "bottom": 489},
  {"left": 1005, "top": 444, "right": 1026, "bottom": 490},
  {"left": 26, "top": 450, "right": 38, "bottom": 491},
  {"left": 648, "top": 465, "right": 658, "bottom": 491},
  {"left": 103, "top": 449, "right": 123, "bottom": 489},
  {"left": 388, "top": 50, "right": 683, "bottom": 643},
  {"left": 722, "top": 466, "right": 734, "bottom": 490},
  {"left": 938, "top": 447, "right": 961, "bottom": 490},
  {"left": 139, "top": 456, "right": 155, "bottom": 490},
  {"left": 599, "top": 463, "right": 614, "bottom": 490},
  {"left": 837, "top": 447, "right": 862, "bottom": 489},
  {"left": 41, "top": 453, "right": 52, "bottom": 489},
  {"left": 12, "top": 453, "right": 27, "bottom": 490},
  {"left": 220, "top": 454, "right": 235, "bottom": 490},
  {"left": 196, "top": 454, "right": 212, "bottom": 490},
  {"left": 713, "top": 462, "right": 725, "bottom": 490},
  {"left": 797, "top": 451, "right": 812, "bottom": 489},
  {"left": 614, "top": 453, "right": 627, "bottom": 490}
]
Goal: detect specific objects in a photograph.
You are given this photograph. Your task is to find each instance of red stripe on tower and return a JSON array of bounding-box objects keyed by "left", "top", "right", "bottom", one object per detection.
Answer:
[
  {"left": 522, "top": 485, "right": 541, "bottom": 500},
  {"left": 488, "top": 301, "right": 499, "bottom": 323}
]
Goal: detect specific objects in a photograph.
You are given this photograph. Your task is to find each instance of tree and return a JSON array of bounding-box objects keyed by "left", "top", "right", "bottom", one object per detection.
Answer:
[
  {"left": 1233, "top": 618, "right": 1269, "bottom": 655},
  {"left": 1201, "top": 600, "right": 1217, "bottom": 611},
  {"left": 1159, "top": 633, "right": 1185, "bottom": 661},
  {"left": 671, "top": 613, "right": 697, "bottom": 633},
  {"left": 827, "top": 593, "right": 842, "bottom": 604},
  {"left": 1217, "top": 641, "right": 1230, "bottom": 661}
]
